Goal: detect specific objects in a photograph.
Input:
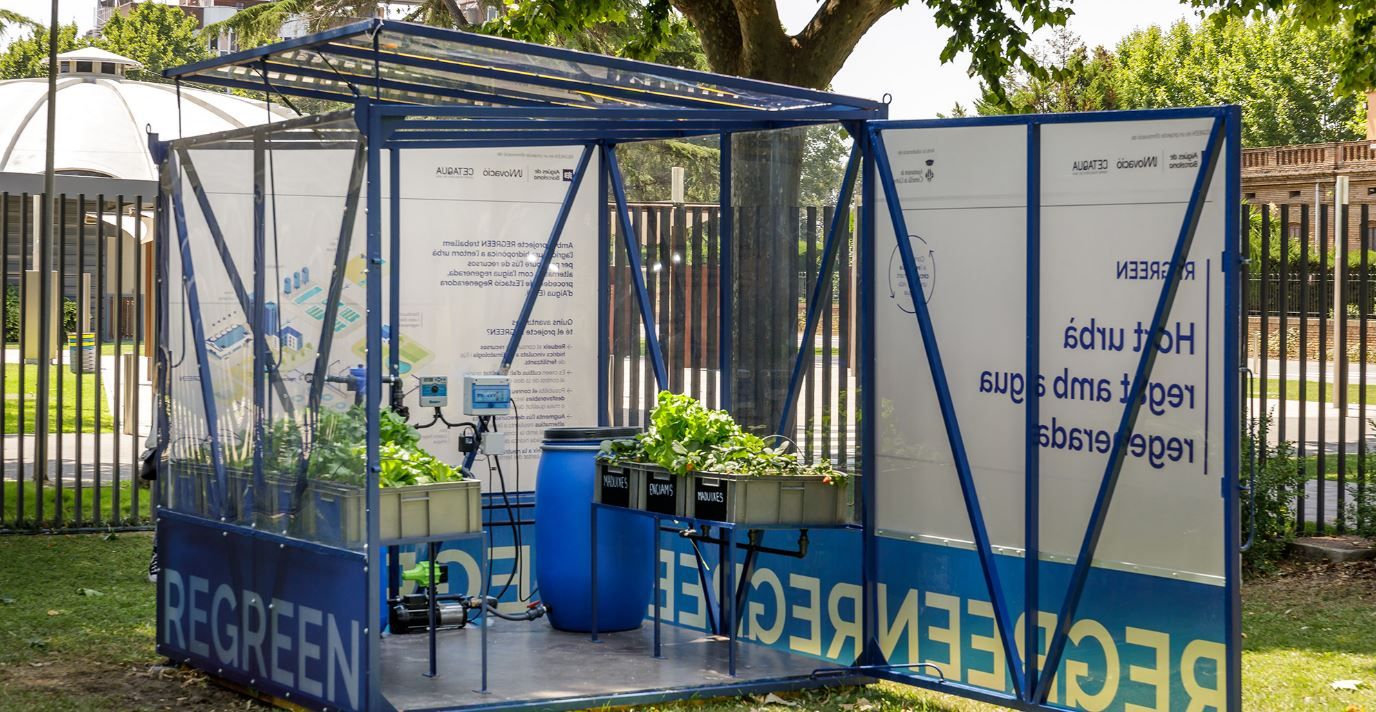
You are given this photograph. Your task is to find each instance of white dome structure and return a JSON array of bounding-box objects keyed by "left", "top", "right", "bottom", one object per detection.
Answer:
[{"left": 0, "top": 48, "right": 295, "bottom": 182}]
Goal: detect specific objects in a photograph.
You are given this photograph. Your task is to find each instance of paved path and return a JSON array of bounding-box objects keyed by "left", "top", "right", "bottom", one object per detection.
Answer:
[{"left": 1299, "top": 478, "right": 1362, "bottom": 529}]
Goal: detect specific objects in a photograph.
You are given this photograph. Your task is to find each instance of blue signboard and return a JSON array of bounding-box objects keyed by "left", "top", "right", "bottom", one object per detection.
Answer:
[{"left": 157, "top": 512, "right": 370, "bottom": 712}]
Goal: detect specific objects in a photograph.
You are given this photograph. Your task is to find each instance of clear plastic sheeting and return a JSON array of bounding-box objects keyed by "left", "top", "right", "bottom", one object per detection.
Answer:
[
  {"left": 163, "top": 117, "right": 376, "bottom": 549},
  {"left": 167, "top": 20, "right": 882, "bottom": 113}
]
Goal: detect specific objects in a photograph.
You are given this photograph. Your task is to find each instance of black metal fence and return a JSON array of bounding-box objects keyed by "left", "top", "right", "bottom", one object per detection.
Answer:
[
  {"left": 1244, "top": 200, "right": 1376, "bottom": 536},
  {"left": 606, "top": 202, "right": 858, "bottom": 471},
  {"left": 0, "top": 180, "right": 154, "bottom": 531}
]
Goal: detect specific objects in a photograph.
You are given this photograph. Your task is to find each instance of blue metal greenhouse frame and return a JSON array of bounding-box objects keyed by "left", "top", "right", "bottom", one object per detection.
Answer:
[{"left": 152, "top": 18, "right": 1242, "bottom": 712}]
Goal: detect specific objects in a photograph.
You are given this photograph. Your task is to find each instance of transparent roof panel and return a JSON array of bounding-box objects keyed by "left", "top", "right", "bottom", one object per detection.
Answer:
[{"left": 166, "top": 19, "right": 882, "bottom": 114}]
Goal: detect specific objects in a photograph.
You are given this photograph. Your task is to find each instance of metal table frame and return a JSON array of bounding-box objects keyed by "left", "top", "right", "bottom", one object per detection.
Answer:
[{"left": 589, "top": 501, "right": 852, "bottom": 676}]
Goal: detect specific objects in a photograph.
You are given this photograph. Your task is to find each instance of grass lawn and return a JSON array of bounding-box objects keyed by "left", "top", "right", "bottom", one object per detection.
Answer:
[
  {"left": 1, "top": 363, "right": 111, "bottom": 435},
  {"left": 0, "top": 534, "right": 1372, "bottom": 711},
  {"left": 1, "top": 482, "right": 151, "bottom": 528},
  {"left": 1262, "top": 378, "right": 1376, "bottom": 407}
]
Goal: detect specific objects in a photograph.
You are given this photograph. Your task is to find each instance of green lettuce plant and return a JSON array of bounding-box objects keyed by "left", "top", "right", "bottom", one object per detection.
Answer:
[{"left": 600, "top": 391, "right": 847, "bottom": 486}]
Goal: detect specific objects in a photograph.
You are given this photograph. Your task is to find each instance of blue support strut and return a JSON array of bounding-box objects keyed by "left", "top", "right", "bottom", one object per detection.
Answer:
[
  {"left": 870, "top": 127, "right": 1026, "bottom": 699},
  {"left": 1023, "top": 121, "right": 1042, "bottom": 698},
  {"left": 606, "top": 145, "right": 669, "bottom": 390},
  {"left": 169, "top": 157, "right": 228, "bottom": 519},
  {"left": 776, "top": 141, "right": 862, "bottom": 436},
  {"left": 1034, "top": 116, "right": 1225, "bottom": 704},
  {"left": 500, "top": 144, "right": 595, "bottom": 371}
]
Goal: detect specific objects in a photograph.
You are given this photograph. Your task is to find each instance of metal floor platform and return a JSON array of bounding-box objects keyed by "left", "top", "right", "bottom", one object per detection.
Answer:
[{"left": 380, "top": 620, "right": 860, "bottom": 711}]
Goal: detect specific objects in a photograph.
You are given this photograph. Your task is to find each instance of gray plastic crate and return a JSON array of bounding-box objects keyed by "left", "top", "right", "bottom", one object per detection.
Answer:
[
  {"left": 684, "top": 471, "right": 852, "bottom": 526},
  {"left": 307, "top": 478, "right": 482, "bottom": 548}
]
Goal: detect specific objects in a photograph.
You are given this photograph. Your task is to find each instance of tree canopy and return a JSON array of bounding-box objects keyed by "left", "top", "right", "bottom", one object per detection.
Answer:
[
  {"left": 973, "top": 15, "right": 1367, "bottom": 147},
  {"left": 0, "top": 1, "right": 208, "bottom": 82}
]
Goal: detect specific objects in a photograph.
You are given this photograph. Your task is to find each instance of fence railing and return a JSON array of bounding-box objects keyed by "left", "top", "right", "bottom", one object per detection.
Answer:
[
  {"left": 605, "top": 202, "right": 858, "bottom": 471},
  {"left": 0, "top": 193, "right": 858, "bottom": 531},
  {"left": 0, "top": 186, "right": 154, "bottom": 531},
  {"left": 1245, "top": 201, "right": 1376, "bottom": 536}
]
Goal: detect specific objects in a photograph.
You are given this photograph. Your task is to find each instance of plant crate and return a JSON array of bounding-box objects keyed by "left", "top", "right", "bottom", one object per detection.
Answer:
[
  {"left": 306, "top": 478, "right": 482, "bottom": 548},
  {"left": 594, "top": 461, "right": 641, "bottom": 509},
  {"left": 165, "top": 461, "right": 208, "bottom": 515},
  {"left": 684, "top": 471, "right": 852, "bottom": 526}
]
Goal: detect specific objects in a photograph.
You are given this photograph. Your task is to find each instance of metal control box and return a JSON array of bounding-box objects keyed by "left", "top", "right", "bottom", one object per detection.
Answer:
[
  {"left": 418, "top": 375, "right": 449, "bottom": 408},
  {"left": 462, "top": 374, "right": 511, "bottom": 415}
]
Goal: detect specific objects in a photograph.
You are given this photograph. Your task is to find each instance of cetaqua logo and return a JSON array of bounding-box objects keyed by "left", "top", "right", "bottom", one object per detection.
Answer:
[
  {"left": 1071, "top": 158, "right": 1108, "bottom": 174},
  {"left": 435, "top": 166, "right": 474, "bottom": 178},
  {"left": 482, "top": 167, "right": 523, "bottom": 179},
  {"left": 1116, "top": 155, "right": 1159, "bottom": 170}
]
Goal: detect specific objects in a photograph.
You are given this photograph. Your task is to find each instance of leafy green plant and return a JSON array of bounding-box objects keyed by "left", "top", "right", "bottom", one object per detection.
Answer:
[
  {"left": 1242, "top": 416, "right": 1309, "bottom": 575},
  {"left": 229, "top": 406, "right": 465, "bottom": 488},
  {"left": 601, "top": 391, "right": 847, "bottom": 485}
]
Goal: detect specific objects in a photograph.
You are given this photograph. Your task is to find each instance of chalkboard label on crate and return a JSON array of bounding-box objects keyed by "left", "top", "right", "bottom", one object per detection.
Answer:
[
  {"left": 644, "top": 472, "right": 678, "bottom": 514},
  {"left": 600, "top": 468, "right": 631, "bottom": 507},
  {"left": 693, "top": 477, "right": 728, "bottom": 521}
]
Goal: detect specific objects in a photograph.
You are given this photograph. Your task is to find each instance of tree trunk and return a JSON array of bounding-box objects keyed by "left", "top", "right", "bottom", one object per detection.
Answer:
[{"left": 728, "top": 129, "right": 804, "bottom": 436}]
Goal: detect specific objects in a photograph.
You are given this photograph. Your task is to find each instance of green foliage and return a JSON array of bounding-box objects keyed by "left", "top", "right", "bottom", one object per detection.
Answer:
[
  {"left": 0, "top": 9, "right": 39, "bottom": 34},
  {"left": 922, "top": 0, "right": 1073, "bottom": 108},
  {"left": 98, "top": 2, "right": 209, "bottom": 82},
  {"left": 0, "top": 23, "right": 84, "bottom": 80},
  {"left": 266, "top": 405, "right": 466, "bottom": 488},
  {"left": 1195, "top": 0, "right": 1376, "bottom": 98},
  {"left": 977, "top": 15, "right": 1367, "bottom": 147},
  {"left": 1242, "top": 417, "right": 1309, "bottom": 574},
  {"left": 0, "top": 2, "right": 207, "bottom": 83},
  {"left": 3, "top": 287, "right": 81, "bottom": 342},
  {"left": 616, "top": 137, "right": 720, "bottom": 203},
  {"left": 602, "top": 390, "right": 845, "bottom": 483}
]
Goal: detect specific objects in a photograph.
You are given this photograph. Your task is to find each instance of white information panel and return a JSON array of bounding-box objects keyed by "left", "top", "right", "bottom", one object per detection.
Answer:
[
  {"left": 875, "top": 117, "right": 1225, "bottom": 580},
  {"left": 171, "top": 145, "right": 600, "bottom": 490},
  {"left": 870, "top": 113, "right": 1236, "bottom": 710},
  {"left": 394, "top": 147, "right": 600, "bottom": 488}
]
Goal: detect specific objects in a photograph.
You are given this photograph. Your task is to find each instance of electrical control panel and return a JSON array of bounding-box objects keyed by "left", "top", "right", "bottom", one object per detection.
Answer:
[
  {"left": 462, "top": 374, "right": 512, "bottom": 416},
  {"left": 418, "top": 376, "right": 449, "bottom": 408}
]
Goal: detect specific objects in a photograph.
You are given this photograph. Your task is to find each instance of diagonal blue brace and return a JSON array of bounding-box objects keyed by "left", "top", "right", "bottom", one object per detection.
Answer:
[
  {"left": 176, "top": 148, "right": 295, "bottom": 418},
  {"left": 607, "top": 145, "right": 669, "bottom": 390},
  {"left": 1035, "top": 116, "right": 1224, "bottom": 704},
  {"left": 776, "top": 141, "right": 862, "bottom": 437},
  {"left": 870, "top": 128, "right": 1026, "bottom": 700},
  {"left": 305, "top": 142, "right": 368, "bottom": 415},
  {"left": 500, "top": 144, "right": 596, "bottom": 371},
  {"left": 170, "top": 157, "right": 228, "bottom": 520}
]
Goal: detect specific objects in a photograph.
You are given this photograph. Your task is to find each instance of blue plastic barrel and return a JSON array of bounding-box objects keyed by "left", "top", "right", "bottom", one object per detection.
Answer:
[{"left": 535, "top": 426, "right": 651, "bottom": 632}]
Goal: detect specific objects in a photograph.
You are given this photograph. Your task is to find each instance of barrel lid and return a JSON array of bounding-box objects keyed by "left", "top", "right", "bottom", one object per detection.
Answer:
[{"left": 543, "top": 426, "right": 640, "bottom": 442}]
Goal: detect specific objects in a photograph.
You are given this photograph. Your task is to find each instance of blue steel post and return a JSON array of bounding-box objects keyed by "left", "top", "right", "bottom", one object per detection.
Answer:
[
  {"left": 1034, "top": 117, "right": 1225, "bottom": 704},
  {"left": 871, "top": 128, "right": 1026, "bottom": 697},
  {"left": 251, "top": 135, "right": 267, "bottom": 520},
  {"left": 718, "top": 133, "right": 732, "bottom": 409},
  {"left": 499, "top": 145, "right": 595, "bottom": 371},
  {"left": 363, "top": 103, "right": 383, "bottom": 711},
  {"left": 857, "top": 129, "right": 881, "bottom": 668},
  {"left": 776, "top": 143, "right": 862, "bottom": 436},
  {"left": 389, "top": 146, "right": 401, "bottom": 381},
  {"left": 1223, "top": 105, "right": 1243, "bottom": 711},
  {"left": 597, "top": 143, "right": 610, "bottom": 425},
  {"left": 1023, "top": 121, "right": 1041, "bottom": 700},
  {"left": 169, "top": 157, "right": 228, "bottom": 520},
  {"left": 606, "top": 145, "right": 668, "bottom": 389}
]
